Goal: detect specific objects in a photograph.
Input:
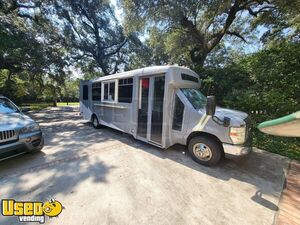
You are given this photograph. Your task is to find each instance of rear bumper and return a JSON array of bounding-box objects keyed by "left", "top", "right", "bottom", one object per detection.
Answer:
[{"left": 0, "top": 131, "right": 44, "bottom": 159}]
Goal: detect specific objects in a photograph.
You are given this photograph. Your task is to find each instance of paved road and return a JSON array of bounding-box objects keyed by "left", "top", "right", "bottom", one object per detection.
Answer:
[{"left": 0, "top": 108, "right": 289, "bottom": 225}]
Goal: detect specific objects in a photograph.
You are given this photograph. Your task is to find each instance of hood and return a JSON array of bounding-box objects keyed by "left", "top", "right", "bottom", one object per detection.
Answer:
[
  {"left": 214, "top": 106, "right": 248, "bottom": 127},
  {"left": 0, "top": 113, "right": 35, "bottom": 131}
]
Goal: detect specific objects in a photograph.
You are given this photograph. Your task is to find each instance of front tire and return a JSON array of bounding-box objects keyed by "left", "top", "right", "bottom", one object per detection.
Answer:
[
  {"left": 188, "top": 136, "right": 222, "bottom": 166},
  {"left": 92, "top": 115, "right": 101, "bottom": 129}
]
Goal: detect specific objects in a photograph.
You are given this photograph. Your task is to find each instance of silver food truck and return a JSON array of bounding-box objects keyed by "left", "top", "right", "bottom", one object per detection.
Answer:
[{"left": 80, "top": 65, "right": 251, "bottom": 166}]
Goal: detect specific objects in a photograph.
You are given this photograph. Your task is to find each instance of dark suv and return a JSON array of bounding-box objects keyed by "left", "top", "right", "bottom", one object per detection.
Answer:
[{"left": 0, "top": 96, "right": 44, "bottom": 159}]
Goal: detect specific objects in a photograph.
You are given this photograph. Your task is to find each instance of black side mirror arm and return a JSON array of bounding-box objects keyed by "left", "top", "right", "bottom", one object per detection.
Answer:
[
  {"left": 206, "top": 96, "right": 231, "bottom": 127},
  {"left": 212, "top": 116, "right": 231, "bottom": 127}
]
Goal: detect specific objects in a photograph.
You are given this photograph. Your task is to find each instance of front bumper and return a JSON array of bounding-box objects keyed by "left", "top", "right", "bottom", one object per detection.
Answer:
[
  {"left": 0, "top": 130, "right": 44, "bottom": 159},
  {"left": 223, "top": 143, "right": 252, "bottom": 157}
]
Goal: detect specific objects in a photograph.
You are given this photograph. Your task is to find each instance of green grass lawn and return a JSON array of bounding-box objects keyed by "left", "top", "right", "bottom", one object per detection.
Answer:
[
  {"left": 21, "top": 102, "right": 79, "bottom": 111},
  {"left": 57, "top": 102, "right": 79, "bottom": 106},
  {"left": 21, "top": 103, "right": 52, "bottom": 111}
]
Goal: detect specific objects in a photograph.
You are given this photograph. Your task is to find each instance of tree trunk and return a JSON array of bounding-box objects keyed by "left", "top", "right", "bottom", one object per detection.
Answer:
[
  {"left": 190, "top": 47, "right": 207, "bottom": 68},
  {"left": 53, "top": 99, "right": 57, "bottom": 107},
  {"left": 7, "top": 71, "right": 12, "bottom": 81}
]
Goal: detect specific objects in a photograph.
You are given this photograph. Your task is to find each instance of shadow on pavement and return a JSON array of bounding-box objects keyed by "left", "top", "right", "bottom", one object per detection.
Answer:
[
  {"left": 0, "top": 107, "right": 288, "bottom": 223},
  {"left": 251, "top": 190, "right": 279, "bottom": 211}
]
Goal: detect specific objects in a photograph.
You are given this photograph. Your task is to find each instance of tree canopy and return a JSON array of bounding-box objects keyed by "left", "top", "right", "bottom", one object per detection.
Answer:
[
  {"left": 48, "top": 0, "right": 130, "bottom": 75},
  {"left": 121, "top": 0, "right": 299, "bottom": 67},
  {"left": 0, "top": 0, "right": 299, "bottom": 158}
]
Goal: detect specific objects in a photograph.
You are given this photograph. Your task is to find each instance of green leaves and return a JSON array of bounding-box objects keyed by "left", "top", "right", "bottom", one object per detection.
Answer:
[
  {"left": 121, "top": 0, "right": 280, "bottom": 67},
  {"left": 244, "top": 43, "right": 300, "bottom": 116},
  {"left": 202, "top": 42, "right": 300, "bottom": 120},
  {"left": 50, "top": 0, "right": 129, "bottom": 75},
  {"left": 199, "top": 42, "right": 300, "bottom": 159}
]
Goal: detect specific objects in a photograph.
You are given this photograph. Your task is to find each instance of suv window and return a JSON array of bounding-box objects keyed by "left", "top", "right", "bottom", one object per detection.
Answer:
[{"left": 0, "top": 98, "right": 19, "bottom": 114}]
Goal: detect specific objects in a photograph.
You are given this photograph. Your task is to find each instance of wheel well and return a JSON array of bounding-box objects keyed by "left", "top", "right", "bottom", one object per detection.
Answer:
[
  {"left": 187, "top": 131, "right": 224, "bottom": 153},
  {"left": 91, "top": 113, "right": 97, "bottom": 121}
]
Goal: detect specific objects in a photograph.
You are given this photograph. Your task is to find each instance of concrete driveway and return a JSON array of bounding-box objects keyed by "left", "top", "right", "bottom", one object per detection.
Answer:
[{"left": 0, "top": 107, "right": 289, "bottom": 225}]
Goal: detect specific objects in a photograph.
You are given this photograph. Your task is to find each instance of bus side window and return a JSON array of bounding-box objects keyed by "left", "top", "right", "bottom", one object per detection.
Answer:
[
  {"left": 109, "top": 82, "right": 115, "bottom": 101},
  {"left": 83, "top": 85, "right": 89, "bottom": 100},
  {"left": 92, "top": 82, "right": 101, "bottom": 101},
  {"left": 103, "top": 81, "right": 115, "bottom": 101},
  {"left": 118, "top": 78, "right": 133, "bottom": 103},
  {"left": 172, "top": 95, "right": 184, "bottom": 131},
  {"left": 104, "top": 83, "right": 109, "bottom": 100}
]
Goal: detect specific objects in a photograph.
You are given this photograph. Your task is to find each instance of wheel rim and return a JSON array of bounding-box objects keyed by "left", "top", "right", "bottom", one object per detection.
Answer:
[
  {"left": 193, "top": 143, "right": 212, "bottom": 161},
  {"left": 93, "top": 117, "right": 98, "bottom": 127}
]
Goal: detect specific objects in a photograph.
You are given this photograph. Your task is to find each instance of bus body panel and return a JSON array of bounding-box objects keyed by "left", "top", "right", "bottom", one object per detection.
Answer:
[
  {"left": 79, "top": 65, "right": 251, "bottom": 158},
  {"left": 79, "top": 80, "right": 93, "bottom": 121}
]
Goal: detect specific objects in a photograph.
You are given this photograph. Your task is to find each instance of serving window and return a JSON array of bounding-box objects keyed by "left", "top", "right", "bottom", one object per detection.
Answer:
[{"left": 103, "top": 81, "right": 115, "bottom": 102}]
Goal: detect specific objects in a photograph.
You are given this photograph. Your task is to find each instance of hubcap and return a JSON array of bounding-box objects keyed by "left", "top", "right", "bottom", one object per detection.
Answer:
[{"left": 193, "top": 143, "right": 212, "bottom": 161}]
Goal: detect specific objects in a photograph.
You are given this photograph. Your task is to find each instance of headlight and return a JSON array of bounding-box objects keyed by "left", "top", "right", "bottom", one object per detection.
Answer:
[
  {"left": 19, "top": 123, "right": 40, "bottom": 134},
  {"left": 229, "top": 126, "right": 246, "bottom": 144}
]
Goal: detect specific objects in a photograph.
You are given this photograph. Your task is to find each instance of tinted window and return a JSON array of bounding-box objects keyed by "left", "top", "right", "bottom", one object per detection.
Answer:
[
  {"left": 83, "top": 85, "right": 88, "bottom": 100},
  {"left": 172, "top": 95, "right": 184, "bottom": 131},
  {"left": 152, "top": 77, "right": 165, "bottom": 112},
  {"left": 109, "top": 82, "right": 115, "bottom": 101},
  {"left": 104, "top": 83, "right": 108, "bottom": 100},
  {"left": 151, "top": 76, "right": 165, "bottom": 144},
  {"left": 118, "top": 78, "right": 133, "bottom": 103},
  {"left": 0, "top": 98, "right": 19, "bottom": 114},
  {"left": 92, "top": 82, "right": 101, "bottom": 101},
  {"left": 181, "top": 73, "right": 199, "bottom": 83}
]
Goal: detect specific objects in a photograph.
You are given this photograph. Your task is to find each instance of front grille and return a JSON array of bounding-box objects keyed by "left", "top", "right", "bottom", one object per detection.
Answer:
[{"left": 0, "top": 130, "right": 18, "bottom": 143}]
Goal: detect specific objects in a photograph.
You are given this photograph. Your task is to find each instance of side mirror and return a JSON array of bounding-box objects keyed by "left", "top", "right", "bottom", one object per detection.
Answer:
[
  {"left": 21, "top": 107, "right": 30, "bottom": 113},
  {"left": 206, "top": 96, "right": 216, "bottom": 116}
]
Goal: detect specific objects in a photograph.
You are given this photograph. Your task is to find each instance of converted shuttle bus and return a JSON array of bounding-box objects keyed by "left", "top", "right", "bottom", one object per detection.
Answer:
[{"left": 80, "top": 66, "right": 251, "bottom": 166}]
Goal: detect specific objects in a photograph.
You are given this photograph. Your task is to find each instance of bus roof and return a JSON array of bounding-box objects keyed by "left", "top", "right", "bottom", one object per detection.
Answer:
[{"left": 91, "top": 65, "right": 198, "bottom": 82}]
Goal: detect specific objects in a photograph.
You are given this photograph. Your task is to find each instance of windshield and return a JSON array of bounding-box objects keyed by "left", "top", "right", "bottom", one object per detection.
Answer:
[
  {"left": 181, "top": 88, "right": 207, "bottom": 110},
  {"left": 0, "top": 98, "right": 20, "bottom": 114}
]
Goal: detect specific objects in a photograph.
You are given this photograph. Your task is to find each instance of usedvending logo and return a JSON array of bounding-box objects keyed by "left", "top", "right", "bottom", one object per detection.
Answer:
[{"left": 1, "top": 198, "right": 63, "bottom": 224}]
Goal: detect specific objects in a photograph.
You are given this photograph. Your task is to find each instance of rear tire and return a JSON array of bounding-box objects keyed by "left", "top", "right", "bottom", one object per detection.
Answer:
[
  {"left": 92, "top": 115, "right": 101, "bottom": 129},
  {"left": 188, "top": 136, "right": 222, "bottom": 166}
]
